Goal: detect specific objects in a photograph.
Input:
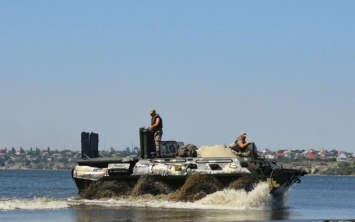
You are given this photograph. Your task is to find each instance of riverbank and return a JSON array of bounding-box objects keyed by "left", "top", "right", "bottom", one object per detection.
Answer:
[{"left": 280, "top": 160, "right": 355, "bottom": 175}]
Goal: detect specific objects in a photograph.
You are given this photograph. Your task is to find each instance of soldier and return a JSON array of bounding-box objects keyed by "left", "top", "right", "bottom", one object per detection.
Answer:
[
  {"left": 229, "top": 132, "right": 253, "bottom": 157},
  {"left": 148, "top": 109, "right": 163, "bottom": 157}
]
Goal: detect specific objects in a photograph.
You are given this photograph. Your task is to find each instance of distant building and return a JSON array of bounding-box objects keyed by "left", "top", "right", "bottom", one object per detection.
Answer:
[
  {"left": 337, "top": 153, "right": 348, "bottom": 162},
  {"left": 277, "top": 152, "right": 285, "bottom": 158},
  {"left": 265, "top": 152, "right": 278, "bottom": 159},
  {"left": 319, "top": 149, "right": 327, "bottom": 161},
  {"left": 0, "top": 153, "right": 7, "bottom": 159},
  {"left": 306, "top": 151, "right": 316, "bottom": 161},
  {"left": 329, "top": 149, "right": 338, "bottom": 156},
  {"left": 284, "top": 150, "right": 292, "bottom": 158}
]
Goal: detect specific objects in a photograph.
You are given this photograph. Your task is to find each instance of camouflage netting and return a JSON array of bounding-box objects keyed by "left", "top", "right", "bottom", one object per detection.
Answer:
[{"left": 197, "top": 145, "right": 236, "bottom": 157}]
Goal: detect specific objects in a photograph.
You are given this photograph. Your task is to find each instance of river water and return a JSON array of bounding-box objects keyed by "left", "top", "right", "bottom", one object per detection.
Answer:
[{"left": 0, "top": 170, "right": 354, "bottom": 221}]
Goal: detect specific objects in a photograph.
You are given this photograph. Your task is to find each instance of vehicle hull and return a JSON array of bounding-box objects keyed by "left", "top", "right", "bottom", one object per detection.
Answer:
[{"left": 72, "top": 156, "right": 306, "bottom": 197}]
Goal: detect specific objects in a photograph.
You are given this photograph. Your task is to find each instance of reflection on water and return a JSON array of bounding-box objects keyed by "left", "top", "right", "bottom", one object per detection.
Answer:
[{"left": 73, "top": 205, "right": 291, "bottom": 222}]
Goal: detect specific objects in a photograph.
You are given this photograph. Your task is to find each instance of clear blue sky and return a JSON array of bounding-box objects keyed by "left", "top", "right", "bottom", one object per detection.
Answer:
[{"left": 1, "top": 1, "right": 354, "bottom": 153}]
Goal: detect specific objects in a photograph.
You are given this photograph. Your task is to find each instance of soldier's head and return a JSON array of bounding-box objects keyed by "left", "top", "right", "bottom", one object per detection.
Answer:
[
  {"left": 240, "top": 132, "right": 247, "bottom": 138},
  {"left": 149, "top": 109, "right": 156, "bottom": 116}
]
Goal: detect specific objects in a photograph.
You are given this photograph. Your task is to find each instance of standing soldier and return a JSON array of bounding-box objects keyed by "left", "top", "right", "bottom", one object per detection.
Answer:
[{"left": 148, "top": 109, "right": 163, "bottom": 157}]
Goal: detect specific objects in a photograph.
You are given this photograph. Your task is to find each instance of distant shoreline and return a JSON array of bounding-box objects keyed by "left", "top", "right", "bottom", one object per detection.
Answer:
[{"left": 1, "top": 160, "right": 354, "bottom": 176}]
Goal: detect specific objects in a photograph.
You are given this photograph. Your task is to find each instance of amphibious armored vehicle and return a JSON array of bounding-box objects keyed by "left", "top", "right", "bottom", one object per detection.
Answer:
[{"left": 72, "top": 129, "right": 307, "bottom": 197}]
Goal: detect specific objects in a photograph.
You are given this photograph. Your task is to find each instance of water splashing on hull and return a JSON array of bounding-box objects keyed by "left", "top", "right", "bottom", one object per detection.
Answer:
[{"left": 79, "top": 174, "right": 263, "bottom": 203}]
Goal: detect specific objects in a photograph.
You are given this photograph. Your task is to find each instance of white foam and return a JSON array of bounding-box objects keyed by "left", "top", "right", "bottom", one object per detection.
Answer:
[
  {"left": 68, "top": 182, "right": 273, "bottom": 210},
  {"left": 0, "top": 197, "right": 70, "bottom": 211},
  {"left": 195, "top": 182, "right": 271, "bottom": 209}
]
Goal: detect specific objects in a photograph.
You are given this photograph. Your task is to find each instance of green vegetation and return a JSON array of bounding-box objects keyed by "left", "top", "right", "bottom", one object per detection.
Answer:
[
  {"left": 335, "top": 162, "right": 355, "bottom": 175},
  {"left": 0, "top": 146, "right": 140, "bottom": 170}
]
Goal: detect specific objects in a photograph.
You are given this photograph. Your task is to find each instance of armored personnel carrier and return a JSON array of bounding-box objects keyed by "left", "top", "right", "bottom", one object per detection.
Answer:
[{"left": 72, "top": 129, "right": 307, "bottom": 198}]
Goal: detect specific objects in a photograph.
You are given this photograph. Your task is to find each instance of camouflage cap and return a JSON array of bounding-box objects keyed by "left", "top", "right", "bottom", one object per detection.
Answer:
[{"left": 149, "top": 109, "right": 155, "bottom": 114}]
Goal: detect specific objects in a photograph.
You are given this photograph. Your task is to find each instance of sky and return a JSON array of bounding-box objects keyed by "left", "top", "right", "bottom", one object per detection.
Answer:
[{"left": 1, "top": 1, "right": 354, "bottom": 153}]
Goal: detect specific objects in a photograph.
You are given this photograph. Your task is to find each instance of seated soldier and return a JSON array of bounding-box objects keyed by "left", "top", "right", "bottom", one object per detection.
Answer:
[{"left": 229, "top": 132, "right": 258, "bottom": 159}]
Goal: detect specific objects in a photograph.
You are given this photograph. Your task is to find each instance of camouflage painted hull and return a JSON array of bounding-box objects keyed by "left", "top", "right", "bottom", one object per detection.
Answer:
[{"left": 72, "top": 156, "right": 307, "bottom": 197}]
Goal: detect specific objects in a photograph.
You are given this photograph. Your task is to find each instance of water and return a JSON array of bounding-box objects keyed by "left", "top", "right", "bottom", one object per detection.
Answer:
[{"left": 0, "top": 170, "right": 354, "bottom": 221}]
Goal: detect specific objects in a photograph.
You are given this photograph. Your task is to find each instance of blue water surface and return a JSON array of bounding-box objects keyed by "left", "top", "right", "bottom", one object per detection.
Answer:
[
  {"left": 0, "top": 170, "right": 354, "bottom": 221},
  {"left": 0, "top": 170, "right": 77, "bottom": 199}
]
